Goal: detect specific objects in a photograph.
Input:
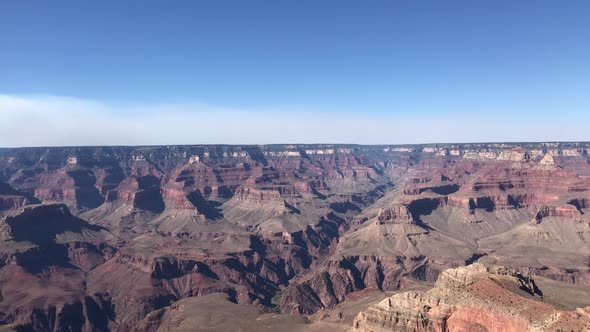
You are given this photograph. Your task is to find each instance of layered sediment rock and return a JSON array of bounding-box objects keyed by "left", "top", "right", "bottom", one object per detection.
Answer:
[
  {"left": 376, "top": 204, "right": 414, "bottom": 224},
  {"left": 0, "top": 143, "right": 589, "bottom": 330},
  {"left": 353, "top": 291, "right": 451, "bottom": 332},
  {"left": 0, "top": 195, "right": 26, "bottom": 211},
  {"left": 352, "top": 264, "right": 590, "bottom": 332}
]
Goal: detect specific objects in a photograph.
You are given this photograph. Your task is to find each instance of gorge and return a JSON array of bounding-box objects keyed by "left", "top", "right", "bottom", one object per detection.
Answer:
[{"left": 0, "top": 143, "right": 589, "bottom": 331}]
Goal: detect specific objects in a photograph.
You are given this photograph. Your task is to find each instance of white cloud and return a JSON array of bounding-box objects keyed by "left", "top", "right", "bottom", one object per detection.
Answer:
[{"left": 0, "top": 94, "right": 586, "bottom": 147}]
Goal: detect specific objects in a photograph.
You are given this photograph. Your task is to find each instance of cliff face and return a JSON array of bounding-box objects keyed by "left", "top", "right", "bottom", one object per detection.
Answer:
[
  {"left": 353, "top": 291, "right": 452, "bottom": 332},
  {"left": 352, "top": 264, "right": 590, "bottom": 332},
  {"left": 0, "top": 143, "right": 589, "bottom": 330},
  {"left": 376, "top": 204, "right": 414, "bottom": 225}
]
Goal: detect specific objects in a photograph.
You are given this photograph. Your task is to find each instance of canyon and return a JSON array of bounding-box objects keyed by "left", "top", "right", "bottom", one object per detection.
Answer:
[{"left": 0, "top": 143, "right": 589, "bottom": 331}]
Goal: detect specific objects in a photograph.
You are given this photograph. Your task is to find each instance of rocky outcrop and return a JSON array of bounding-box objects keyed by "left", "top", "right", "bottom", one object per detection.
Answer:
[
  {"left": 539, "top": 153, "right": 555, "bottom": 166},
  {"left": 352, "top": 263, "right": 590, "bottom": 332},
  {"left": 533, "top": 204, "right": 581, "bottom": 222},
  {"left": 352, "top": 291, "right": 451, "bottom": 332},
  {"left": 434, "top": 263, "right": 488, "bottom": 291},
  {"left": 376, "top": 204, "right": 414, "bottom": 224},
  {"left": 161, "top": 187, "right": 196, "bottom": 210},
  {"left": 233, "top": 187, "right": 284, "bottom": 204},
  {"left": 0, "top": 195, "right": 26, "bottom": 211}
]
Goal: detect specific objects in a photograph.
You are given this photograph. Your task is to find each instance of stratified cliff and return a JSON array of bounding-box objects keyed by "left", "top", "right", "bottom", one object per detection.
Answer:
[
  {"left": 352, "top": 263, "right": 590, "bottom": 332},
  {"left": 0, "top": 143, "right": 589, "bottom": 330}
]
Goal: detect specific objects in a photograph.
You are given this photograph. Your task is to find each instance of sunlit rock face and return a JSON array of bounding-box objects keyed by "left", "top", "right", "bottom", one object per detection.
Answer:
[
  {"left": 352, "top": 264, "right": 590, "bottom": 332},
  {"left": 0, "top": 143, "right": 589, "bottom": 331}
]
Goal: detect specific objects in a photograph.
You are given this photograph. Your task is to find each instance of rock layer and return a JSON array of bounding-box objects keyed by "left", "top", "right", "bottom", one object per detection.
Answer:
[
  {"left": 352, "top": 264, "right": 590, "bottom": 332},
  {"left": 0, "top": 143, "right": 589, "bottom": 330}
]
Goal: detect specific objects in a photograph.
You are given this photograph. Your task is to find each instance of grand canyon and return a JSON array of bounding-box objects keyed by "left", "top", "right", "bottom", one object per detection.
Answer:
[{"left": 0, "top": 143, "right": 589, "bottom": 331}]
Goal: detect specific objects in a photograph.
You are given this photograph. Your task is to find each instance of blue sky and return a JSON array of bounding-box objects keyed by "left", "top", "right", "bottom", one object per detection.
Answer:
[{"left": 1, "top": 1, "right": 589, "bottom": 146}]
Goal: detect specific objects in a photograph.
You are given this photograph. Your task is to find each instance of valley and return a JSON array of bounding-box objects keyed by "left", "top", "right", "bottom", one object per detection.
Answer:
[{"left": 0, "top": 143, "right": 589, "bottom": 331}]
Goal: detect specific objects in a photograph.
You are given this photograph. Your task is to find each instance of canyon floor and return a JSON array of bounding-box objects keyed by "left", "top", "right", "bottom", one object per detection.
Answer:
[{"left": 0, "top": 143, "right": 589, "bottom": 331}]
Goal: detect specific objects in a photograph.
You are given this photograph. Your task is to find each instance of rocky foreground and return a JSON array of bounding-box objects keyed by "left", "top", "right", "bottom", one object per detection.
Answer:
[
  {"left": 352, "top": 263, "right": 590, "bottom": 332},
  {"left": 0, "top": 143, "right": 589, "bottom": 331}
]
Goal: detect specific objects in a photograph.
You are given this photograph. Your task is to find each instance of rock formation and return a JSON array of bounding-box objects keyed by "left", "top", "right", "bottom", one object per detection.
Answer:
[
  {"left": 352, "top": 264, "right": 590, "bottom": 332},
  {"left": 376, "top": 204, "right": 414, "bottom": 224},
  {"left": 0, "top": 143, "right": 588, "bottom": 330}
]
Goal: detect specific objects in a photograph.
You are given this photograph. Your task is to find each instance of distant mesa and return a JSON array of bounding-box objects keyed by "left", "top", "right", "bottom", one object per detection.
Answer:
[{"left": 0, "top": 142, "right": 589, "bottom": 330}]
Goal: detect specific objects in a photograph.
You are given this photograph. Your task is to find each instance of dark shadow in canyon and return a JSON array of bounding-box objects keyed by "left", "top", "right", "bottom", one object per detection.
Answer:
[{"left": 187, "top": 191, "right": 223, "bottom": 220}]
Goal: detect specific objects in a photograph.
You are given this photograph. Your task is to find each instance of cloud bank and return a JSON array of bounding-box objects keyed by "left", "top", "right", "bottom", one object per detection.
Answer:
[{"left": 0, "top": 94, "right": 586, "bottom": 147}]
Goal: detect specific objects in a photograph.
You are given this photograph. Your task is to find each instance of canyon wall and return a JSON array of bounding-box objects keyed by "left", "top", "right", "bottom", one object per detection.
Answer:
[{"left": 0, "top": 143, "right": 589, "bottom": 330}]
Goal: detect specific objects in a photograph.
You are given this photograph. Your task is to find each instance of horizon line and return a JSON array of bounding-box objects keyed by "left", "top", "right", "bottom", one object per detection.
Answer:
[{"left": 2, "top": 140, "right": 590, "bottom": 150}]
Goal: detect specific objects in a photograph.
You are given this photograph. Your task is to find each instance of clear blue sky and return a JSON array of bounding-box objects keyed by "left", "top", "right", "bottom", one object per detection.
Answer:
[{"left": 1, "top": 1, "right": 589, "bottom": 146}]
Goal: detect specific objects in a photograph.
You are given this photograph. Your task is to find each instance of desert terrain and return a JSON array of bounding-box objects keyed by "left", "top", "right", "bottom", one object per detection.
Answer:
[{"left": 0, "top": 143, "right": 589, "bottom": 331}]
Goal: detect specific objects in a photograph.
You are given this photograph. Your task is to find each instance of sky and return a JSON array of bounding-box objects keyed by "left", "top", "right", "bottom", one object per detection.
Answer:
[{"left": 1, "top": 0, "right": 589, "bottom": 147}]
